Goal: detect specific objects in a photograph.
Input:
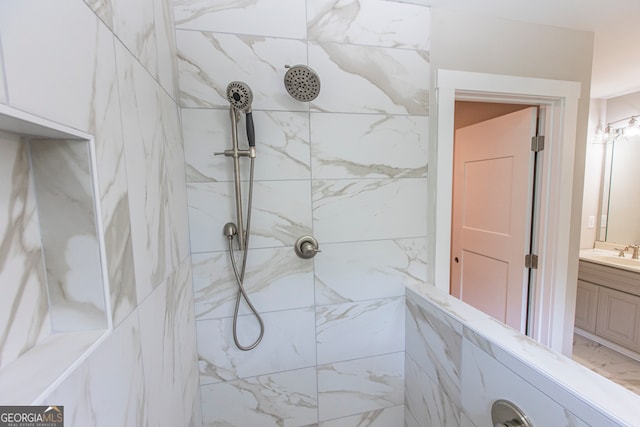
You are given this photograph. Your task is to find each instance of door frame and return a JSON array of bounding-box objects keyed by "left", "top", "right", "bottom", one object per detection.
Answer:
[{"left": 429, "top": 69, "right": 582, "bottom": 355}]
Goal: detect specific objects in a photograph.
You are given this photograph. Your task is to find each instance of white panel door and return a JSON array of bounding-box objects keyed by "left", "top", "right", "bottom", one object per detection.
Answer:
[{"left": 450, "top": 107, "right": 537, "bottom": 332}]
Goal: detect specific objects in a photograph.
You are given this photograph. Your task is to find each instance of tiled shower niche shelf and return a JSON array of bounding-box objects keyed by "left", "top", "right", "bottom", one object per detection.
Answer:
[{"left": 0, "top": 105, "right": 110, "bottom": 404}]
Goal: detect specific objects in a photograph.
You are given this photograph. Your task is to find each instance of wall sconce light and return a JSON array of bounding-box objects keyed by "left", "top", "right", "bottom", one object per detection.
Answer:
[
  {"left": 627, "top": 116, "right": 640, "bottom": 136},
  {"left": 604, "top": 115, "right": 640, "bottom": 139}
]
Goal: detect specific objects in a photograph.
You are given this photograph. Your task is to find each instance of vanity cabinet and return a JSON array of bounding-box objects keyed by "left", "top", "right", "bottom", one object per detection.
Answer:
[
  {"left": 576, "top": 260, "right": 640, "bottom": 354},
  {"left": 575, "top": 280, "right": 598, "bottom": 333},
  {"left": 595, "top": 287, "right": 640, "bottom": 352}
]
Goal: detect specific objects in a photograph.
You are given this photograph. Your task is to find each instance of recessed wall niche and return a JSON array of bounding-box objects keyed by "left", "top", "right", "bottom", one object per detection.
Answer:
[{"left": 0, "top": 106, "right": 109, "bottom": 403}]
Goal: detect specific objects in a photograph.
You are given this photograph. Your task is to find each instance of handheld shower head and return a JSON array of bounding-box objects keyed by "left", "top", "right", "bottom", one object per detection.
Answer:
[
  {"left": 227, "top": 81, "right": 253, "bottom": 112},
  {"left": 226, "top": 81, "right": 255, "bottom": 147}
]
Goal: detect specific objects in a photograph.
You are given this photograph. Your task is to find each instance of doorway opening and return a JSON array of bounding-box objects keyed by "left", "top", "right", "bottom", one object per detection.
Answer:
[
  {"left": 430, "top": 70, "right": 582, "bottom": 355},
  {"left": 450, "top": 103, "right": 540, "bottom": 334}
]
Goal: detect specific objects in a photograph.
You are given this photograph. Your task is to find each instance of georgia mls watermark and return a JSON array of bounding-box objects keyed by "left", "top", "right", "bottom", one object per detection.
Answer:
[{"left": 0, "top": 406, "right": 63, "bottom": 427}]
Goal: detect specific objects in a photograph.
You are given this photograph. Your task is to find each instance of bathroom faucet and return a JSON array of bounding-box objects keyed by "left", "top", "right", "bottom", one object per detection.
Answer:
[
  {"left": 617, "top": 246, "right": 629, "bottom": 257},
  {"left": 617, "top": 244, "right": 640, "bottom": 259}
]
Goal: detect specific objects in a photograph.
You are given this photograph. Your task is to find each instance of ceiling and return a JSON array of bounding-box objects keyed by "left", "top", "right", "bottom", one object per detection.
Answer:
[{"left": 405, "top": 0, "right": 640, "bottom": 99}]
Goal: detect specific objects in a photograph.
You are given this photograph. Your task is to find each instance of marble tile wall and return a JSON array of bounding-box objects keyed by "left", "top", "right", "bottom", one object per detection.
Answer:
[
  {"left": 176, "top": 0, "right": 430, "bottom": 425},
  {"left": 30, "top": 139, "right": 107, "bottom": 332},
  {"left": 0, "top": 0, "right": 200, "bottom": 425},
  {"left": 0, "top": 40, "right": 6, "bottom": 104},
  {"left": 405, "top": 284, "right": 640, "bottom": 427},
  {"left": 0, "top": 131, "right": 50, "bottom": 370}
]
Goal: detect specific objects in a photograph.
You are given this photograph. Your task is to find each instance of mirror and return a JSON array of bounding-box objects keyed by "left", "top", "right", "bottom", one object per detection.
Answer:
[{"left": 598, "top": 132, "right": 640, "bottom": 244}]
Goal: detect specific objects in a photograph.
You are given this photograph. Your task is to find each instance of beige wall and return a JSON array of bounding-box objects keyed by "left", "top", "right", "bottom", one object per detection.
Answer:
[
  {"left": 430, "top": 10, "right": 594, "bottom": 243},
  {"left": 429, "top": 10, "right": 593, "bottom": 260},
  {"left": 581, "top": 92, "right": 640, "bottom": 249},
  {"left": 429, "top": 8, "right": 594, "bottom": 351},
  {"left": 580, "top": 98, "right": 607, "bottom": 249},
  {"left": 606, "top": 90, "right": 640, "bottom": 121}
]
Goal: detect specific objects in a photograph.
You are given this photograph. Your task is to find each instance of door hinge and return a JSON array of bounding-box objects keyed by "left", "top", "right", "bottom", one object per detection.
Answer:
[
  {"left": 524, "top": 254, "right": 538, "bottom": 269},
  {"left": 531, "top": 135, "right": 545, "bottom": 152}
]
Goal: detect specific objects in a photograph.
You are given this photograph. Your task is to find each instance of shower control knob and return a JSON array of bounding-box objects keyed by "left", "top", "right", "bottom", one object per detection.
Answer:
[
  {"left": 491, "top": 400, "right": 532, "bottom": 427},
  {"left": 294, "top": 235, "right": 321, "bottom": 259}
]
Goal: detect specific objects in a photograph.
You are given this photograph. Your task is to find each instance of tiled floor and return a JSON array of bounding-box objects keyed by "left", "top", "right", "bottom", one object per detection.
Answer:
[{"left": 572, "top": 333, "right": 640, "bottom": 395}]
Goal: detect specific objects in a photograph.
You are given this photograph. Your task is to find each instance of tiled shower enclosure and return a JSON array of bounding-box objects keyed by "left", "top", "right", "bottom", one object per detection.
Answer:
[{"left": 177, "top": 0, "right": 430, "bottom": 424}]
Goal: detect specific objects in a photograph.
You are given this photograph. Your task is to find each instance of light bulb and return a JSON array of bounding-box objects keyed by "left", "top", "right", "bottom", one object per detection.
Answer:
[{"left": 627, "top": 116, "right": 640, "bottom": 136}]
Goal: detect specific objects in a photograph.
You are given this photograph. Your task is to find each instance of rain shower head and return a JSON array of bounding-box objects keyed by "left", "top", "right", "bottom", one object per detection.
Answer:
[
  {"left": 226, "top": 81, "right": 253, "bottom": 113},
  {"left": 226, "top": 81, "right": 255, "bottom": 147},
  {"left": 284, "top": 65, "right": 321, "bottom": 102}
]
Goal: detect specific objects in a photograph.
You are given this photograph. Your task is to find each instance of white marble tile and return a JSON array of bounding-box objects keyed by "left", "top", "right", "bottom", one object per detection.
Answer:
[
  {"left": 174, "top": 0, "right": 306, "bottom": 39},
  {"left": 405, "top": 354, "right": 460, "bottom": 427},
  {"left": 0, "top": 2, "right": 137, "bottom": 327},
  {"left": 159, "top": 89, "right": 191, "bottom": 265},
  {"left": 405, "top": 409, "right": 420, "bottom": 427},
  {"left": 116, "top": 42, "right": 165, "bottom": 298},
  {"left": 463, "top": 325, "right": 638, "bottom": 427},
  {"left": 117, "top": 43, "right": 179, "bottom": 300},
  {"left": 192, "top": 246, "right": 314, "bottom": 320},
  {"left": 98, "top": 160, "right": 136, "bottom": 329},
  {"left": 30, "top": 140, "right": 107, "bottom": 331},
  {"left": 197, "top": 307, "right": 316, "bottom": 384},
  {"left": 201, "top": 367, "right": 317, "bottom": 427},
  {"left": 310, "top": 113, "right": 428, "bottom": 179},
  {"left": 0, "top": 1, "right": 117, "bottom": 132},
  {"left": 71, "top": 20, "right": 137, "bottom": 329},
  {"left": 314, "top": 238, "right": 425, "bottom": 305},
  {"left": 409, "top": 283, "right": 640, "bottom": 427},
  {"left": 316, "top": 297, "right": 404, "bottom": 364},
  {"left": 177, "top": 30, "right": 307, "bottom": 110},
  {"left": 0, "top": 330, "right": 105, "bottom": 405},
  {"left": 183, "top": 108, "right": 310, "bottom": 183},
  {"left": 83, "top": 0, "right": 113, "bottom": 29},
  {"left": 308, "top": 42, "right": 430, "bottom": 115},
  {"left": 406, "top": 284, "right": 490, "bottom": 326},
  {"left": 85, "top": 38, "right": 137, "bottom": 327},
  {"left": 308, "top": 0, "right": 430, "bottom": 50},
  {"left": 0, "top": 133, "right": 50, "bottom": 370},
  {"left": 405, "top": 293, "right": 462, "bottom": 408},
  {"left": 461, "top": 339, "right": 594, "bottom": 427},
  {"left": 138, "top": 259, "right": 198, "bottom": 427},
  {"left": 21, "top": 1, "right": 138, "bottom": 330},
  {"left": 573, "top": 334, "right": 640, "bottom": 395},
  {"left": 317, "top": 352, "right": 404, "bottom": 422},
  {"left": 460, "top": 412, "right": 479, "bottom": 427},
  {"left": 312, "top": 178, "right": 427, "bottom": 244},
  {"left": 0, "top": 40, "right": 7, "bottom": 104},
  {"left": 44, "top": 313, "right": 145, "bottom": 426},
  {"left": 155, "top": 0, "right": 179, "bottom": 98},
  {"left": 192, "top": 386, "right": 204, "bottom": 427},
  {"left": 112, "top": 0, "right": 158, "bottom": 78},
  {"left": 319, "top": 405, "right": 404, "bottom": 427},
  {"left": 188, "top": 180, "right": 312, "bottom": 253}
]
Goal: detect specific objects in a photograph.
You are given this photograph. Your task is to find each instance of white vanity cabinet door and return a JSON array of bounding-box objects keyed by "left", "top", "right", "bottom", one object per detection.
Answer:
[
  {"left": 596, "top": 286, "right": 640, "bottom": 352},
  {"left": 575, "top": 280, "right": 599, "bottom": 333}
]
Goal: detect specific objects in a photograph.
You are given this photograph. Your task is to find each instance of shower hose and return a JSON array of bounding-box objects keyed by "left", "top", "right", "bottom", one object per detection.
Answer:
[{"left": 226, "top": 157, "right": 265, "bottom": 351}]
